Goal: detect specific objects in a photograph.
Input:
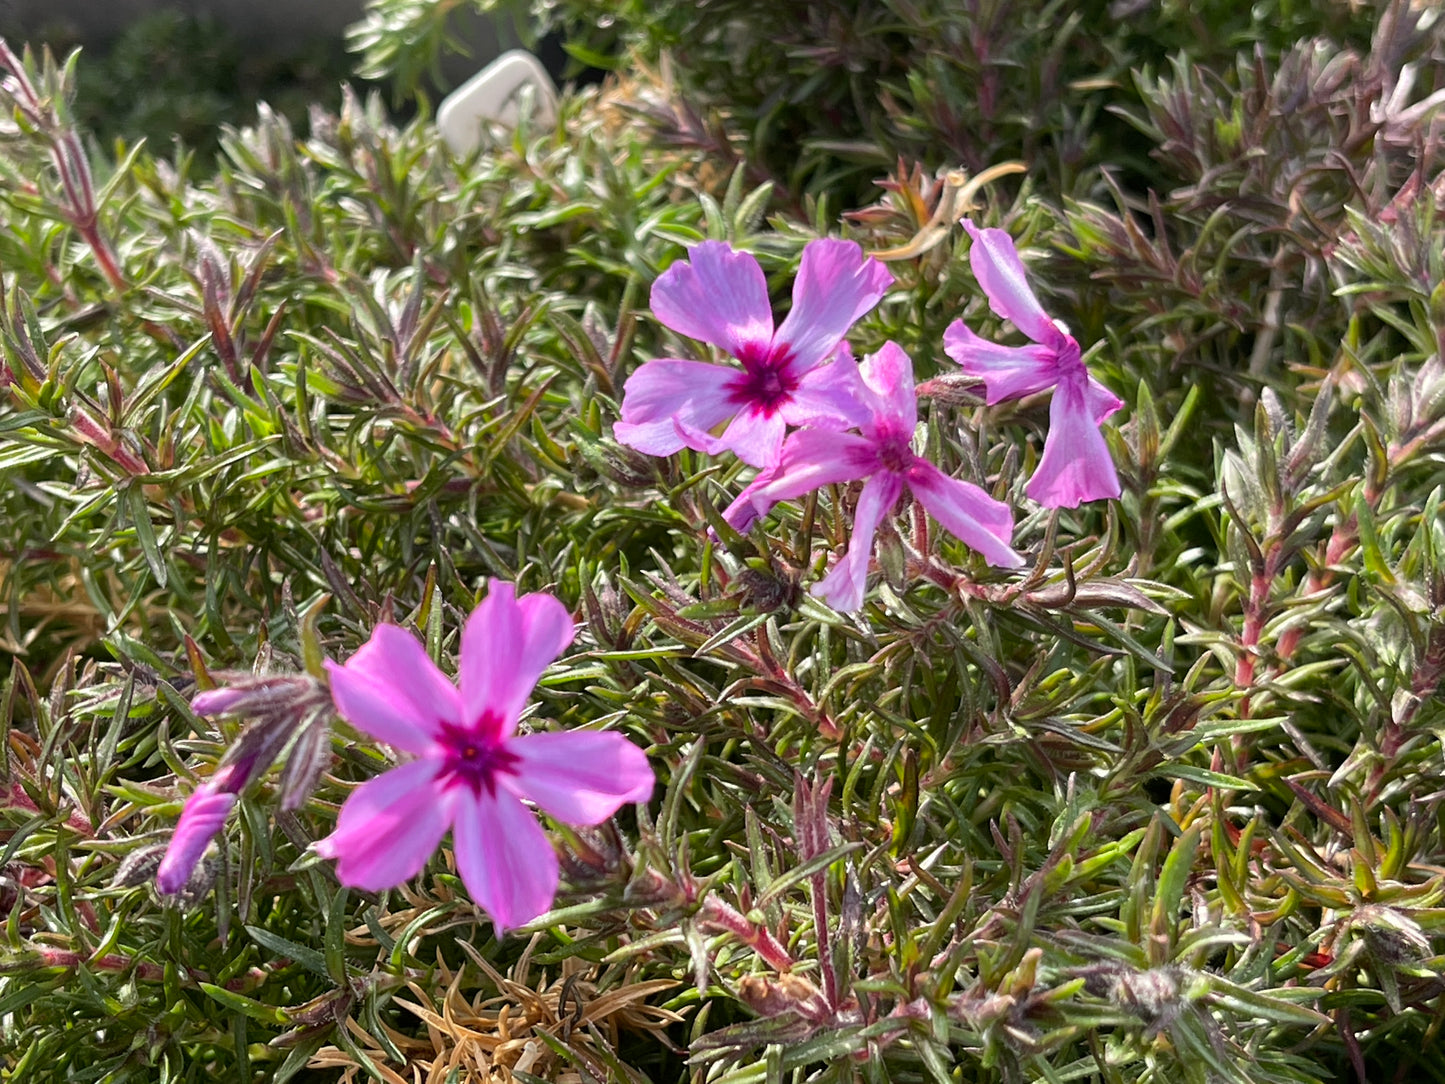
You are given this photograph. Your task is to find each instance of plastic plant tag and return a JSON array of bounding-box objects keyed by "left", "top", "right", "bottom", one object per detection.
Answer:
[{"left": 437, "top": 49, "right": 558, "bottom": 154}]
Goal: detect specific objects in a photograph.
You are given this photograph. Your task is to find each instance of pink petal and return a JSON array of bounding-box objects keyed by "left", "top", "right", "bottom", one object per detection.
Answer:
[
  {"left": 650, "top": 241, "right": 773, "bottom": 357},
  {"left": 772, "top": 239, "right": 892, "bottom": 372},
  {"left": 714, "top": 407, "right": 788, "bottom": 468},
  {"left": 614, "top": 416, "right": 722, "bottom": 458},
  {"left": 504, "top": 731, "right": 654, "bottom": 824},
  {"left": 1086, "top": 375, "right": 1125, "bottom": 424},
  {"left": 189, "top": 688, "right": 248, "bottom": 715},
  {"left": 942, "top": 320, "right": 1061, "bottom": 403},
  {"left": 857, "top": 341, "right": 918, "bottom": 435},
  {"left": 907, "top": 460, "right": 1024, "bottom": 568},
  {"left": 812, "top": 473, "right": 903, "bottom": 612},
  {"left": 326, "top": 625, "right": 462, "bottom": 755},
  {"left": 460, "top": 582, "right": 575, "bottom": 741},
  {"left": 780, "top": 356, "right": 870, "bottom": 431},
  {"left": 1025, "top": 374, "right": 1122, "bottom": 508},
  {"left": 452, "top": 788, "right": 559, "bottom": 933},
  {"left": 157, "top": 782, "right": 236, "bottom": 894},
  {"left": 314, "top": 758, "right": 453, "bottom": 891},
  {"left": 722, "top": 466, "right": 779, "bottom": 532},
  {"left": 962, "top": 221, "right": 1068, "bottom": 348},
  {"left": 614, "top": 359, "right": 740, "bottom": 456},
  {"left": 750, "top": 428, "right": 877, "bottom": 510}
]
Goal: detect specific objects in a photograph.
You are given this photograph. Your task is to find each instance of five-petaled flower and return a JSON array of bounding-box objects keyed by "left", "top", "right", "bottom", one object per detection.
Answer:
[
  {"left": 943, "top": 221, "right": 1123, "bottom": 508},
  {"left": 317, "top": 582, "right": 654, "bottom": 931},
  {"left": 613, "top": 238, "right": 892, "bottom": 467},
  {"left": 737, "top": 341, "right": 1024, "bottom": 612}
]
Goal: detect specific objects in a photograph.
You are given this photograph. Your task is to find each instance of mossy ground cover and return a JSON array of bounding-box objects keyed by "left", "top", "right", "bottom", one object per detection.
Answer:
[{"left": 1, "top": 1, "right": 1445, "bottom": 1081}]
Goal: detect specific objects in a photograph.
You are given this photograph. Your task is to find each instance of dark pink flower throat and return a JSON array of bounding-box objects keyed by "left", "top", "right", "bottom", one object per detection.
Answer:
[
  {"left": 438, "top": 722, "right": 519, "bottom": 796},
  {"left": 876, "top": 434, "right": 914, "bottom": 475},
  {"left": 728, "top": 343, "right": 798, "bottom": 417}
]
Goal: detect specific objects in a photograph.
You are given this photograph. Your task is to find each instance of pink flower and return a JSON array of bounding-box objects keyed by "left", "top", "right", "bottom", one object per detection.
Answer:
[
  {"left": 613, "top": 238, "right": 892, "bottom": 467},
  {"left": 943, "top": 221, "right": 1122, "bottom": 507},
  {"left": 316, "top": 582, "right": 654, "bottom": 932},
  {"left": 738, "top": 342, "right": 1024, "bottom": 611},
  {"left": 156, "top": 783, "right": 236, "bottom": 894}
]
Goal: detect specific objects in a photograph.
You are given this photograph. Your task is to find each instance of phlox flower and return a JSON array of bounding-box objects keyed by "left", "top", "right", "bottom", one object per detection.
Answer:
[
  {"left": 613, "top": 238, "right": 892, "bottom": 467},
  {"left": 738, "top": 341, "right": 1024, "bottom": 612},
  {"left": 317, "top": 582, "right": 654, "bottom": 931},
  {"left": 943, "top": 221, "right": 1122, "bottom": 508},
  {"left": 156, "top": 781, "right": 236, "bottom": 895}
]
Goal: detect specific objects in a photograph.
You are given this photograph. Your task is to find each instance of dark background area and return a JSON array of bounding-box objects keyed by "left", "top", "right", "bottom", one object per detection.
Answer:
[{"left": 0, "top": 0, "right": 519, "bottom": 160}]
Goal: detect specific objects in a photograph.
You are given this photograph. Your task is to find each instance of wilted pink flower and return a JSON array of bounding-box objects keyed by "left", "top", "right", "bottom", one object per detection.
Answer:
[
  {"left": 317, "top": 582, "right": 654, "bottom": 932},
  {"left": 613, "top": 238, "right": 892, "bottom": 467},
  {"left": 943, "top": 221, "right": 1122, "bottom": 507},
  {"left": 156, "top": 782, "right": 236, "bottom": 894},
  {"left": 157, "top": 675, "right": 331, "bottom": 896},
  {"left": 738, "top": 342, "right": 1023, "bottom": 611}
]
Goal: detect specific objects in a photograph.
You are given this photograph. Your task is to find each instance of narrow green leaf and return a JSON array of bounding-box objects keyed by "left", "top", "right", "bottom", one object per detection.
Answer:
[
  {"left": 244, "top": 925, "right": 331, "bottom": 980},
  {"left": 755, "top": 841, "right": 863, "bottom": 909},
  {"left": 199, "top": 982, "right": 288, "bottom": 1024},
  {"left": 1150, "top": 824, "right": 1201, "bottom": 960},
  {"left": 125, "top": 486, "right": 166, "bottom": 588}
]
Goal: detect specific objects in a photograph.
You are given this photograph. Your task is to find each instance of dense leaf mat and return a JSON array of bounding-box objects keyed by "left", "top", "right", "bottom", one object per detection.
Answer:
[{"left": 2, "top": 1, "right": 1445, "bottom": 1080}]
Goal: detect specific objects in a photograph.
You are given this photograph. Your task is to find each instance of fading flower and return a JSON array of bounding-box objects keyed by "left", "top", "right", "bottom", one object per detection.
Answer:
[
  {"left": 157, "top": 674, "right": 331, "bottom": 896},
  {"left": 156, "top": 783, "right": 236, "bottom": 895},
  {"left": 317, "top": 581, "right": 654, "bottom": 932},
  {"left": 943, "top": 221, "right": 1122, "bottom": 507},
  {"left": 739, "top": 342, "right": 1023, "bottom": 611},
  {"left": 613, "top": 238, "right": 891, "bottom": 467}
]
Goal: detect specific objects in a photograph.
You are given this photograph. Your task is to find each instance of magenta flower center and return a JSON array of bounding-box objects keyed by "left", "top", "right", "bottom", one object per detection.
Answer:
[
  {"left": 728, "top": 345, "right": 799, "bottom": 416},
  {"left": 871, "top": 426, "right": 915, "bottom": 475},
  {"left": 437, "top": 722, "right": 519, "bottom": 796},
  {"left": 1057, "top": 336, "right": 1083, "bottom": 374}
]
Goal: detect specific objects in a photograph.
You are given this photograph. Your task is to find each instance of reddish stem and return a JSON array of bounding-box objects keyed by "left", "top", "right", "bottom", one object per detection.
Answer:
[
  {"left": 2, "top": 780, "right": 93, "bottom": 836},
  {"left": 698, "top": 895, "right": 796, "bottom": 972}
]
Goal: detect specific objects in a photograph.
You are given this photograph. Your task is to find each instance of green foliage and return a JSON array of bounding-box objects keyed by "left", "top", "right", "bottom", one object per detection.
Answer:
[
  {"left": 0, "top": 0, "right": 1444, "bottom": 1081},
  {"left": 349, "top": 0, "right": 1379, "bottom": 201}
]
